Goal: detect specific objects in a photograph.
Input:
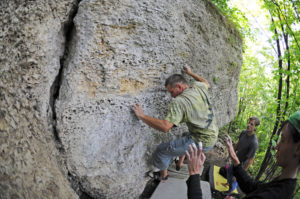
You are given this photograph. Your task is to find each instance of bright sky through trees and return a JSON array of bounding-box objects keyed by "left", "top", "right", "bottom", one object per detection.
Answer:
[
  {"left": 209, "top": 0, "right": 299, "bottom": 195},
  {"left": 219, "top": 0, "right": 300, "bottom": 195},
  {"left": 229, "top": 0, "right": 275, "bottom": 73}
]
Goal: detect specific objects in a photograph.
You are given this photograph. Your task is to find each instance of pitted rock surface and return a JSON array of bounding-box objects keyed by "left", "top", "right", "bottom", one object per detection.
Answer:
[
  {"left": 0, "top": 0, "right": 78, "bottom": 198},
  {"left": 1, "top": 0, "right": 242, "bottom": 198}
]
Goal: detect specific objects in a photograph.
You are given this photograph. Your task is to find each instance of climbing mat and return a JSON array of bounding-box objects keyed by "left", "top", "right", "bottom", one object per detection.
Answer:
[{"left": 209, "top": 165, "right": 242, "bottom": 197}]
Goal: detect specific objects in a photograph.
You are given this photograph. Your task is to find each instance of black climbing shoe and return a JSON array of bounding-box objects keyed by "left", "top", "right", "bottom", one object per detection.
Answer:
[
  {"left": 175, "top": 159, "right": 181, "bottom": 171},
  {"left": 219, "top": 166, "right": 227, "bottom": 178}
]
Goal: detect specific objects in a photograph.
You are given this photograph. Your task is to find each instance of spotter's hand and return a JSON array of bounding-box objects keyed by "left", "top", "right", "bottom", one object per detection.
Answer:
[
  {"left": 185, "top": 144, "right": 206, "bottom": 175},
  {"left": 225, "top": 135, "right": 233, "bottom": 148}
]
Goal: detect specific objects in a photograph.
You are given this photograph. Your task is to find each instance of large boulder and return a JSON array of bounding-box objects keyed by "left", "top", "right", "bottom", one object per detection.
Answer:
[
  {"left": 0, "top": 0, "right": 242, "bottom": 198},
  {"left": 0, "top": 0, "right": 78, "bottom": 198}
]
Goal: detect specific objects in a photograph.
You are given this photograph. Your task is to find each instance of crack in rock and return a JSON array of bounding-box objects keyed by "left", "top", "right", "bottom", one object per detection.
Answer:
[
  {"left": 49, "top": 0, "right": 81, "bottom": 152},
  {"left": 48, "top": 0, "right": 95, "bottom": 198}
]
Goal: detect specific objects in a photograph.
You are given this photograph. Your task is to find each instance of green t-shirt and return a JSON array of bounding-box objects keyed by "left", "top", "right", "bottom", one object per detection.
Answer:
[{"left": 164, "top": 81, "right": 219, "bottom": 147}]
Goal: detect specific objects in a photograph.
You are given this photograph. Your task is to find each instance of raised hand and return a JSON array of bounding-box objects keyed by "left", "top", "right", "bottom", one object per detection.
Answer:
[
  {"left": 225, "top": 135, "right": 240, "bottom": 166},
  {"left": 185, "top": 143, "right": 206, "bottom": 175}
]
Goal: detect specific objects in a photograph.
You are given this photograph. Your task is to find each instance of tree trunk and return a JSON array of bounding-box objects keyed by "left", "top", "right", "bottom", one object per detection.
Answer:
[{"left": 255, "top": 16, "right": 283, "bottom": 181}]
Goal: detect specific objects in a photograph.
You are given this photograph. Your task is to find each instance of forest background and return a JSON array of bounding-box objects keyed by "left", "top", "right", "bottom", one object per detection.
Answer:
[{"left": 208, "top": 0, "right": 300, "bottom": 197}]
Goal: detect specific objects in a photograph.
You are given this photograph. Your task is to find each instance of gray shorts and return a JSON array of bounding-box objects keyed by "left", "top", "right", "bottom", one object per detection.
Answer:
[{"left": 152, "top": 135, "right": 214, "bottom": 170}]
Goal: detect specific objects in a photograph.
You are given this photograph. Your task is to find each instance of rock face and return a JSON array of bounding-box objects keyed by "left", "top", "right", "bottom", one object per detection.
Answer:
[
  {"left": 0, "top": 0, "right": 242, "bottom": 198},
  {"left": 0, "top": 1, "right": 79, "bottom": 198}
]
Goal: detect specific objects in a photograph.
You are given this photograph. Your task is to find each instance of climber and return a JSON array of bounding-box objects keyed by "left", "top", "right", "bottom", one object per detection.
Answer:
[
  {"left": 132, "top": 65, "right": 219, "bottom": 181},
  {"left": 187, "top": 111, "right": 300, "bottom": 199},
  {"left": 219, "top": 117, "right": 260, "bottom": 192}
]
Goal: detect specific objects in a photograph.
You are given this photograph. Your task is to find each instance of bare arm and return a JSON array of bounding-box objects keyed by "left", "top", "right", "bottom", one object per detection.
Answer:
[
  {"left": 244, "top": 157, "right": 254, "bottom": 171},
  {"left": 225, "top": 137, "right": 240, "bottom": 167},
  {"left": 233, "top": 141, "right": 239, "bottom": 151},
  {"left": 132, "top": 104, "right": 174, "bottom": 132},
  {"left": 226, "top": 138, "right": 261, "bottom": 194},
  {"left": 139, "top": 114, "right": 174, "bottom": 132},
  {"left": 182, "top": 65, "right": 210, "bottom": 89}
]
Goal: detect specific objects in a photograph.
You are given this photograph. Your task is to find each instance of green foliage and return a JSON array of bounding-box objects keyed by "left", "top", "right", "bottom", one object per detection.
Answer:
[
  {"left": 210, "top": 1, "right": 299, "bottom": 195},
  {"left": 207, "top": 0, "right": 251, "bottom": 40},
  {"left": 229, "top": 52, "right": 280, "bottom": 173},
  {"left": 213, "top": 76, "right": 218, "bottom": 84},
  {"left": 215, "top": 0, "right": 300, "bottom": 182}
]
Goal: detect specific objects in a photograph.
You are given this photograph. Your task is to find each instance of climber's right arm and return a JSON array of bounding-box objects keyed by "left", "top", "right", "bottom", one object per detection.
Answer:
[{"left": 132, "top": 104, "right": 174, "bottom": 133}]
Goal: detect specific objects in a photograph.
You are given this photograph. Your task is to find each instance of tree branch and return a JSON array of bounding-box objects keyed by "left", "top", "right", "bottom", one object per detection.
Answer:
[
  {"left": 290, "top": 0, "right": 300, "bottom": 21},
  {"left": 272, "top": 0, "right": 300, "bottom": 51},
  {"left": 256, "top": 15, "right": 284, "bottom": 181}
]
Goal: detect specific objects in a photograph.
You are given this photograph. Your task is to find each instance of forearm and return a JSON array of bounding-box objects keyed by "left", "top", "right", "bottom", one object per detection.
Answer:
[
  {"left": 186, "top": 71, "right": 210, "bottom": 88},
  {"left": 233, "top": 142, "right": 239, "bottom": 151},
  {"left": 244, "top": 158, "right": 254, "bottom": 170},
  {"left": 233, "top": 164, "right": 260, "bottom": 194},
  {"left": 186, "top": 174, "right": 203, "bottom": 199},
  {"left": 228, "top": 146, "right": 240, "bottom": 166},
  {"left": 139, "top": 114, "right": 171, "bottom": 132}
]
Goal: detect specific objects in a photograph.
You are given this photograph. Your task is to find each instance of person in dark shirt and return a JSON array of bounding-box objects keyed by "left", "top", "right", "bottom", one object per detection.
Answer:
[
  {"left": 220, "top": 117, "right": 260, "bottom": 192},
  {"left": 235, "top": 117, "right": 260, "bottom": 170},
  {"left": 186, "top": 111, "right": 300, "bottom": 199}
]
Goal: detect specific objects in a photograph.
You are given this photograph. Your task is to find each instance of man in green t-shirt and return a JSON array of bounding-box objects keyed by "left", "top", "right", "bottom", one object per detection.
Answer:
[{"left": 132, "top": 66, "right": 219, "bottom": 181}]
